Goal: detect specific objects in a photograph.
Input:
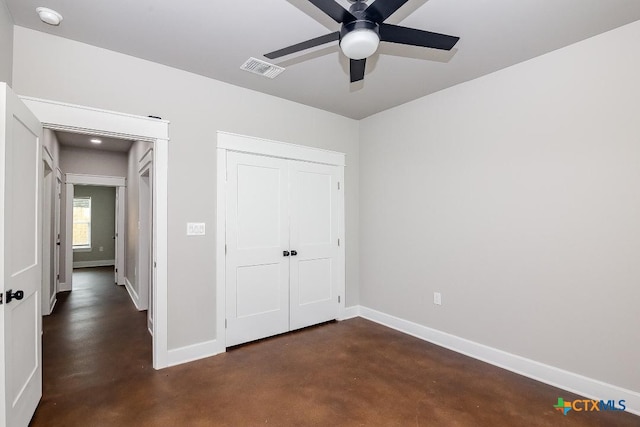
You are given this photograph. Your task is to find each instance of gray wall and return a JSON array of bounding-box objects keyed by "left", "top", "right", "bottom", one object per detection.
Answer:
[
  {"left": 73, "top": 185, "right": 116, "bottom": 263},
  {"left": 60, "top": 145, "right": 129, "bottom": 177},
  {"left": 0, "top": 0, "right": 12, "bottom": 85},
  {"left": 359, "top": 21, "right": 640, "bottom": 392},
  {"left": 12, "top": 26, "right": 360, "bottom": 350}
]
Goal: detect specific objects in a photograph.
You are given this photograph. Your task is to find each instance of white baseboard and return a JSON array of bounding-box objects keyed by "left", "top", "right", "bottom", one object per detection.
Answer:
[
  {"left": 167, "top": 339, "right": 225, "bottom": 368},
  {"left": 73, "top": 259, "right": 115, "bottom": 268},
  {"left": 47, "top": 296, "right": 57, "bottom": 315},
  {"left": 358, "top": 305, "right": 640, "bottom": 416},
  {"left": 124, "top": 277, "right": 142, "bottom": 311},
  {"left": 58, "top": 282, "right": 70, "bottom": 292},
  {"left": 339, "top": 305, "right": 361, "bottom": 320},
  {"left": 148, "top": 316, "right": 154, "bottom": 337}
]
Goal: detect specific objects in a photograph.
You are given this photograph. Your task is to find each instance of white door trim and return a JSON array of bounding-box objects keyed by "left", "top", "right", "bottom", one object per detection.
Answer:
[
  {"left": 66, "top": 174, "right": 125, "bottom": 187},
  {"left": 217, "top": 131, "right": 346, "bottom": 166},
  {"left": 216, "top": 131, "right": 346, "bottom": 352},
  {"left": 20, "top": 96, "right": 170, "bottom": 370}
]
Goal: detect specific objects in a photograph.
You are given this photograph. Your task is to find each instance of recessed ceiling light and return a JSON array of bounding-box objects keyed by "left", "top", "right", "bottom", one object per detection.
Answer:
[
  {"left": 90, "top": 138, "right": 102, "bottom": 144},
  {"left": 36, "top": 7, "right": 63, "bottom": 26}
]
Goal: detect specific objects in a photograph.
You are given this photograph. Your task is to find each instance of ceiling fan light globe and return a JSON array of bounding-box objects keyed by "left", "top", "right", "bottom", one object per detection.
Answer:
[{"left": 340, "top": 29, "right": 380, "bottom": 60}]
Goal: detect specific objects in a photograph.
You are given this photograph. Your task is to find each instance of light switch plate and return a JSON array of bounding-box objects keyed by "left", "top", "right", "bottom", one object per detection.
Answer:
[{"left": 187, "top": 222, "right": 206, "bottom": 236}]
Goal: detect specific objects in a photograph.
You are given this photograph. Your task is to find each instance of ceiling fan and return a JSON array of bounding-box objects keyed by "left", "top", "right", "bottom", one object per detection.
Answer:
[{"left": 265, "top": 0, "right": 460, "bottom": 82}]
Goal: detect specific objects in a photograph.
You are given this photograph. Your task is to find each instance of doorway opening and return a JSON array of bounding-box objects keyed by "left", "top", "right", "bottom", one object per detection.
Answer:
[{"left": 23, "top": 95, "right": 170, "bottom": 368}]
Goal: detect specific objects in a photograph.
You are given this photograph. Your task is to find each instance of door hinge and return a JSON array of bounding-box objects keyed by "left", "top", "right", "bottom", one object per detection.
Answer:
[
  {"left": 154, "top": 261, "right": 157, "bottom": 268},
  {"left": 225, "top": 319, "right": 227, "bottom": 328},
  {"left": 225, "top": 244, "right": 227, "bottom": 255},
  {"left": 338, "top": 182, "right": 340, "bottom": 190},
  {"left": 338, "top": 295, "right": 341, "bottom": 303},
  {"left": 115, "top": 268, "right": 118, "bottom": 273},
  {"left": 0, "top": 293, "right": 3, "bottom": 305},
  {"left": 338, "top": 238, "right": 340, "bottom": 247},
  {"left": 57, "top": 274, "right": 60, "bottom": 280}
]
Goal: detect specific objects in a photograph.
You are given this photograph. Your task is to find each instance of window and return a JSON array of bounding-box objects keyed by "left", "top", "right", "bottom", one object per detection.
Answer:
[{"left": 73, "top": 196, "right": 92, "bottom": 249}]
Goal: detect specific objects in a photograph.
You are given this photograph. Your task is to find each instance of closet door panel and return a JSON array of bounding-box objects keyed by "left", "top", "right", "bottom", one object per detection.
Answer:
[
  {"left": 226, "top": 152, "right": 290, "bottom": 347},
  {"left": 289, "top": 161, "right": 340, "bottom": 330}
]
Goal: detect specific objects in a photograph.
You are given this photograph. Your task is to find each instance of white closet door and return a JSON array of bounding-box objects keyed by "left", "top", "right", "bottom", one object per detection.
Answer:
[
  {"left": 225, "top": 152, "right": 290, "bottom": 346},
  {"left": 289, "top": 160, "right": 340, "bottom": 330}
]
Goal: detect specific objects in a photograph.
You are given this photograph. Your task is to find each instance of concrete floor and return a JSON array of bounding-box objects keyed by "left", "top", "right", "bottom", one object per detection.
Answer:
[{"left": 30, "top": 267, "right": 639, "bottom": 426}]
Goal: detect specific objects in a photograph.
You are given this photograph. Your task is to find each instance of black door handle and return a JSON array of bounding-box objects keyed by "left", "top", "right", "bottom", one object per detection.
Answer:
[
  {"left": 283, "top": 251, "right": 290, "bottom": 257},
  {"left": 6, "top": 289, "right": 24, "bottom": 304},
  {"left": 56, "top": 242, "right": 60, "bottom": 245},
  {"left": 291, "top": 250, "right": 298, "bottom": 256}
]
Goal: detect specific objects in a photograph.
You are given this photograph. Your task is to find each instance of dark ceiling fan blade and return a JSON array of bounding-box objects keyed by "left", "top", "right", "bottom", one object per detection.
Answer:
[
  {"left": 308, "top": 0, "right": 356, "bottom": 23},
  {"left": 350, "top": 58, "right": 366, "bottom": 82},
  {"left": 379, "top": 23, "right": 460, "bottom": 50},
  {"left": 365, "top": 0, "right": 411, "bottom": 23},
  {"left": 265, "top": 32, "right": 340, "bottom": 59}
]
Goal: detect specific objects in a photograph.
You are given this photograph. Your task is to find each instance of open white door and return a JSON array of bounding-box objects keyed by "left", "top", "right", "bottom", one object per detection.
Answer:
[
  {"left": 0, "top": 84, "right": 43, "bottom": 425},
  {"left": 41, "top": 152, "right": 53, "bottom": 316},
  {"left": 138, "top": 157, "right": 153, "bottom": 330},
  {"left": 54, "top": 171, "right": 62, "bottom": 298},
  {"left": 114, "top": 187, "right": 126, "bottom": 286}
]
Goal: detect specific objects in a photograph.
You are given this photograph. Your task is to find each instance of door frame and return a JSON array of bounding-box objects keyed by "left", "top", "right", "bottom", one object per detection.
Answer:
[
  {"left": 64, "top": 174, "right": 126, "bottom": 290},
  {"left": 216, "top": 131, "right": 346, "bottom": 351},
  {"left": 20, "top": 96, "right": 170, "bottom": 369}
]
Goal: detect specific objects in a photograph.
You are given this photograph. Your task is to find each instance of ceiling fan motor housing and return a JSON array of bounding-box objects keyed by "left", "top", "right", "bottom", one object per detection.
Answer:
[{"left": 340, "top": 19, "right": 379, "bottom": 39}]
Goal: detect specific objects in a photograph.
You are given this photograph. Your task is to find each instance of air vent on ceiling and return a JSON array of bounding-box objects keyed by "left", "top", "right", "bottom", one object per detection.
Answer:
[{"left": 240, "top": 57, "right": 285, "bottom": 79}]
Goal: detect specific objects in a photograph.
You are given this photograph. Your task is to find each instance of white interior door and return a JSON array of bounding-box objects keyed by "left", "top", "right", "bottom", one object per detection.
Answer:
[
  {"left": 0, "top": 84, "right": 43, "bottom": 426},
  {"left": 54, "top": 172, "right": 62, "bottom": 299},
  {"left": 289, "top": 161, "right": 341, "bottom": 330},
  {"left": 225, "top": 152, "right": 290, "bottom": 347},
  {"left": 138, "top": 165, "right": 152, "bottom": 314},
  {"left": 41, "top": 155, "right": 53, "bottom": 316},
  {"left": 138, "top": 161, "right": 153, "bottom": 333},
  {"left": 114, "top": 188, "right": 119, "bottom": 284},
  {"left": 114, "top": 186, "right": 125, "bottom": 286}
]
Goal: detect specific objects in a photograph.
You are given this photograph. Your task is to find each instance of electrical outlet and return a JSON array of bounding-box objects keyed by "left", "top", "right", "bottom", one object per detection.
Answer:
[
  {"left": 187, "top": 222, "right": 206, "bottom": 236},
  {"left": 434, "top": 292, "right": 442, "bottom": 306},
  {"left": 99, "top": 246, "right": 104, "bottom": 252}
]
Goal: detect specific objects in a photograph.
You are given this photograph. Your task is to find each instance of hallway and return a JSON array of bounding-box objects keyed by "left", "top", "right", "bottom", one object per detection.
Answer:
[
  {"left": 30, "top": 268, "right": 638, "bottom": 426},
  {"left": 31, "top": 267, "right": 151, "bottom": 425}
]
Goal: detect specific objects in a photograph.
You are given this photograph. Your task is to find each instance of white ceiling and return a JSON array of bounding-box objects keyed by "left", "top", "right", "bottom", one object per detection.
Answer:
[
  {"left": 55, "top": 131, "right": 133, "bottom": 153},
  {"left": 7, "top": 0, "right": 640, "bottom": 119}
]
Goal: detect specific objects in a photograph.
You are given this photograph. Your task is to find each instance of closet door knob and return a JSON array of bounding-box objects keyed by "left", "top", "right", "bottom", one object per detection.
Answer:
[
  {"left": 283, "top": 251, "right": 290, "bottom": 257},
  {"left": 291, "top": 250, "right": 297, "bottom": 256}
]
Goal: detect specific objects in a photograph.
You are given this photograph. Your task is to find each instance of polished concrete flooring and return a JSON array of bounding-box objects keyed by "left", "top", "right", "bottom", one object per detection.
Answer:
[{"left": 31, "top": 267, "right": 638, "bottom": 426}]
